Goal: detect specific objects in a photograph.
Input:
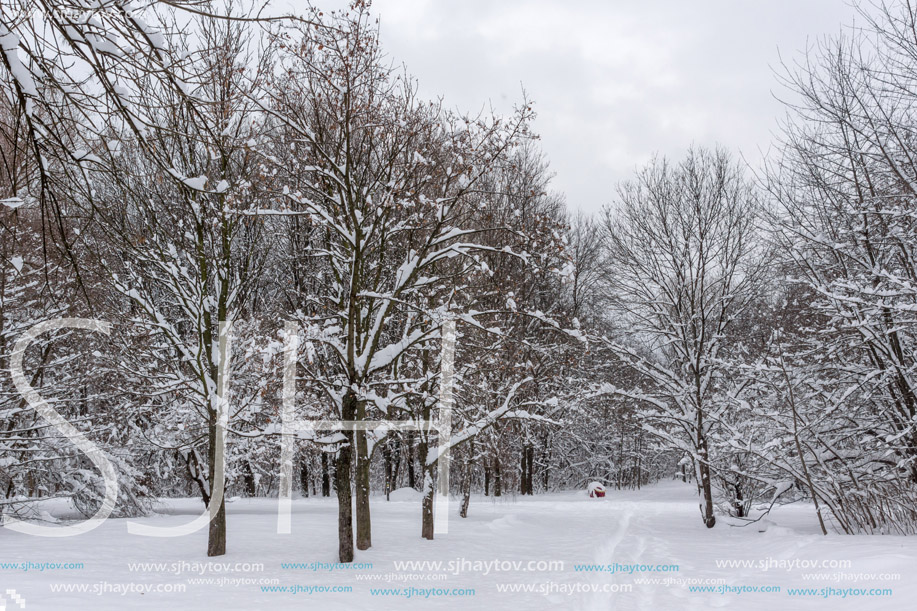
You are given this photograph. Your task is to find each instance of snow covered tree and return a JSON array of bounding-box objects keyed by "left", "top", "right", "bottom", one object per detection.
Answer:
[
  {"left": 599, "top": 147, "right": 766, "bottom": 527},
  {"left": 763, "top": 0, "right": 917, "bottom": 533},
  {"left": 258, "top": 5, "right": 540, "bottom": 560},
  {"left": 0, "top": 95, "right": 151, "bottom": 523}
]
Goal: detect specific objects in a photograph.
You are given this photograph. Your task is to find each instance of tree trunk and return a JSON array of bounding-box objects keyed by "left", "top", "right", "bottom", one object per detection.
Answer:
[
  {"left": 355, "top": 400, "right": 372, "bottom": 550},
  {"left": 207, "top": 412, "right": 227, "bottom": 557},
  {"left": 419, "top": 426, "right": 435, "bottom": 539},
  {"left": 459, "top": 442, "right": 473, "bottom": 518},
  {"left": 421, "top": 465, "right": 435, "bottom": 539},
  {"left": 336, "top": 389, "right": 357, "bottom": 562},
  {"left": 484, "top": 463, "right": 491, "bottom": 496},
  {"left": 525, "top": 446, "right": 534, "bottom": 495},
  {"left": 299, "top": 451, "right": 309, "bottom": 498},
  {"left": 493, "top": 455, "right": 502, "bottom": 497},
  {"left": 182, "top": 448, "right": 210, "bottom": 506},
  {"left": 389, "top": 435, "right": 402, "bottom": 495},
  {"left": 637, "top": 446, "right": 643, "bottom": 490},
  {"left": 697, "top": 433, "right": 716, "bottom": 528},
  {"left": 733, "top": 481, "right": 745, "bottom": 517},
  {"left": 321, "top": 451, "right": 331, "bottom": 497},
  {"left": 541, "top": 436, "right": 550, "bottom": 491},
  {"left": 242, "top": 461, "right": 256, "bottom": 497},
  {"left": 383, "top": 439, "right": 393, "bottom": 501},
  {"left": 407, "top": 431, "right": 416, "bottom": 489}
]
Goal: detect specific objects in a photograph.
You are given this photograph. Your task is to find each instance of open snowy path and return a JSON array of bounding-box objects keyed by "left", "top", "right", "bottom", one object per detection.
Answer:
[{"left": 1, "top": 481, "right": 913, "bottom": 610}]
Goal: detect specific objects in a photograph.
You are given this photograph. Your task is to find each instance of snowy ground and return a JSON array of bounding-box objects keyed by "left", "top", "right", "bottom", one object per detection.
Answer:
[{"left": 1, "top": 481, "right": 913, "bottom": 610}]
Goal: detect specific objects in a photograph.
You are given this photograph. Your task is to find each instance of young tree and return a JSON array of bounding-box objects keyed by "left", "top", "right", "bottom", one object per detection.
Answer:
[{"left": 599, "top": 147, "right": 765, "bottom": 527}]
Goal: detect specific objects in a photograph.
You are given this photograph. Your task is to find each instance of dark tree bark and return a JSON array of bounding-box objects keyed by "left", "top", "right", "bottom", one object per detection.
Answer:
[
  {"left": 521, "top": 445, "right": 535, "bottom": 495},
  {"left": 336, "top": 389, "right": 357, "bottom": 562},
  {"left": 382, "top": 438, "right": 393, "bottom": 501},
  {"left": 421, "top": 464, "right": 435, "bottom": 539},
  {"left": 355, "top": 400, "right": 372, "bottom": 550},
  {"left": 459, "top": 442, "right": 474, "bottom": 518},
  {"left": 389, "top": 436, "right": 402, "bottom": 494},
  {"left": 242, "top": 461, "right": 257, "bottom": 497},
  {"left": 206, "top": 412, "right": 226, "bottom": 557},
  {"left": 407, "top": 431, "right": 416, "bottom": 489},
  {"left": 299, "top": 451, "right": 309, "bottom": 498},
  {"left": 697, "top": 429, "right": 716, "bottom": 528},
  {"left": 541, "top": 434, "right": 550, "bottom": 491},
  {"left": 182, "top": 448, "right": 210, "bottom": 506},
  {"left": 733, "top": 481, "right": 745, "bottom": 518},
  {"left": 321, "top": 451, "right": 331, "bottom": 497},
  {"left": 418, "top": 421, "right": 435, "bottom": 539}
]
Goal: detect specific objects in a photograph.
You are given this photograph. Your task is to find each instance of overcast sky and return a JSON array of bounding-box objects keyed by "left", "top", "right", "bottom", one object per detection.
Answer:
[{"left": 352, "top": 0, "right": 868, "bottom": 214}]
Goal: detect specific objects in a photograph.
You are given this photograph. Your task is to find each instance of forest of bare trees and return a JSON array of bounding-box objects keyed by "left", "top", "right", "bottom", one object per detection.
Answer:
[{"left": 4, "top": 0, "right": 917, "bottom": 571}]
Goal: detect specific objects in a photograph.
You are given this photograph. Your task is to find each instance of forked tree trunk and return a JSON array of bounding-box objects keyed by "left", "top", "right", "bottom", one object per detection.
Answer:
[{"left": 182, "top": 448, "right": 210, "bottom": 506}]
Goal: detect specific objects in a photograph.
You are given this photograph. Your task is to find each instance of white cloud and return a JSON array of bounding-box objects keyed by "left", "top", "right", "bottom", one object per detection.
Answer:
[{"left": 301, "top": 1, "right": 868, "bottom": 212}]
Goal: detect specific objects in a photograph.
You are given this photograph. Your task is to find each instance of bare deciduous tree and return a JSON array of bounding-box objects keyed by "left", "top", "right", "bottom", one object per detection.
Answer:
[{"left": 600, "top": 147, "right": 764, "bottom": 528}]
